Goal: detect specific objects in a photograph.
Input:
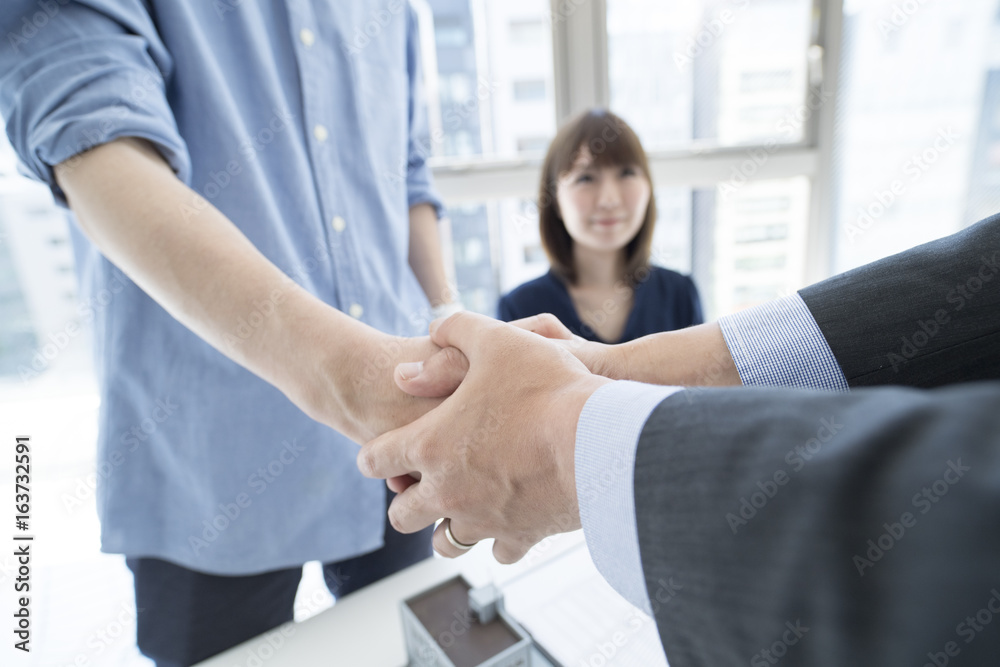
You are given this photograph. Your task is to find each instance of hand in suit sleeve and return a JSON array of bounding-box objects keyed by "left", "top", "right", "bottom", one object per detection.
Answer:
[
  {"left": 623, "top": 382, "right": 1000, "bottom": 667},
  {"left": 796, "top": 213, "right": 1000, "bottom": 387}
]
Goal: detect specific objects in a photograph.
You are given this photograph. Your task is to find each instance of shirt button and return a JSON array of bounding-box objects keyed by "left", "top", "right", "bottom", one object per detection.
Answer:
[
  {"left": 332, "top": 216, "right": 346, "bottom": 232},
  {"left": 349, "top": 304, "right": 364, "bottom": 319},
  {"left": 299, "top": 28, "right": 315, "bottom": 47},
  {"left": 313, "top": 124, "right": 329, "bottom": 142}
]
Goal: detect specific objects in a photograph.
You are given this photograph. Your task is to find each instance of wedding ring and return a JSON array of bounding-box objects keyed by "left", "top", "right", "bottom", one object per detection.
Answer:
[{"left": 444, "top": 518, "right": 477, "bottom": 550}]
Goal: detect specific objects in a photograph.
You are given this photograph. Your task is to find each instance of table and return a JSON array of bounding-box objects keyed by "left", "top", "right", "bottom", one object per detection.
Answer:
[{"left": 196, "top": 533, "right": 586, "bottom": 666}]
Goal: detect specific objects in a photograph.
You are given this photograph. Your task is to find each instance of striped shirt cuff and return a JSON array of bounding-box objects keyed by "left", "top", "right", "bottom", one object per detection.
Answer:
[
  {"left": 719, "top": 293, "right": 849, "bottom": 391},
  {"left": 576, "top": 381, "right": 684, "bottom": 615}
]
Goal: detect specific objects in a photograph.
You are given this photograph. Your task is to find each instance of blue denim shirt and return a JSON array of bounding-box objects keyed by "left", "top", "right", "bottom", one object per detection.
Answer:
[{"left": 0, "top": 0, "right": 442, "bottom": 574}]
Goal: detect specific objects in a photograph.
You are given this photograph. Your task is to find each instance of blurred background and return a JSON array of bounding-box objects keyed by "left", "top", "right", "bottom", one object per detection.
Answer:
[{"left": 2, "top": 0, "right": 1000, "bottom": 664}]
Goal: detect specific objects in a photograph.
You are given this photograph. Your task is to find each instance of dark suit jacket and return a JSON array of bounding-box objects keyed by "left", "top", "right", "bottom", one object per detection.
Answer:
[{"left": 634, "top": 214, "right": 1000, "bottom": 666}]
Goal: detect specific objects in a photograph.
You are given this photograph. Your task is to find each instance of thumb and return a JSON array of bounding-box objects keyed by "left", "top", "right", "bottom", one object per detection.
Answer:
[
  {"left": 428, "top": 311, "right": 504, "bottom": 354},
  {"left": 395, "top": 346, "right": 469, "bottom": 398}
]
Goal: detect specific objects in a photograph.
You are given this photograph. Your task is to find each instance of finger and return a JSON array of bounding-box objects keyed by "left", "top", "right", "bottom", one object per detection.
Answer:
[
  {"left": 428, "top": 311, "right": 504, "bottom": 356},
  {"left": 433, "top": 519, "right": 483, "bottom": 559},
  {"left": 386, "top": 481, "right": 445, "bottom": 534},
  {"left": 492, "top": 539, "right": 532, "bottom": 565},
  {"left": 395, "top": 346, "right": 469, "bottom": 398},
  {"left": 508, "top": 313, "right": 576, "bottom": 340},
  {"left": 357, "top": 426, "right": 420, "bottom": 480},
  {"left": 387, "top": 474, "right": 418, "bottom": 494}
]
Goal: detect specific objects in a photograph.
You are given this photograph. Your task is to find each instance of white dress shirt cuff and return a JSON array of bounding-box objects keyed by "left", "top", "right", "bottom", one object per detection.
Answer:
[
  {"left": 575, "top": 381, "right": 684, "bottom": 615},
  {"left": 718, "top": 292, "right": 849, "bottom": 391}
]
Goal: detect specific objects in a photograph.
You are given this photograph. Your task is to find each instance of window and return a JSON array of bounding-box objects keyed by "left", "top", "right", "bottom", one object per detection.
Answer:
[
  {"left": 509, "top": 19, "right": 545, "bottom": 45},
  {"left": 516, "top": 136, "right": 550, "bottom": 153},
  {"left": 606, "top": 0, "right": 814, "bottom": 150},
  {"left": 513, "top": 79, "right": 546, "bottom": 102},
  {"left": 832, "top": 0, "right": 1000, "bottom": 273},
  {"left": 697, "top": 177, "right": 811, "bottom": 317},
  {"left": 433, "top": 17, "right": 469, "bottom": 47},
  {"left": 423, "top": 0, "right": 557, "bottom": 159},
  {"left": 5, "top": 3, "right": 1000, "bottom": 658},
  {"left": 740, "top": 70, "right": 795, "bottom": 93}
]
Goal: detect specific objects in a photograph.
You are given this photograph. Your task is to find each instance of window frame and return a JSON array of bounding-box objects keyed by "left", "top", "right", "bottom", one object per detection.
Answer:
[{"left": 428, "top": 0, "right": 845, "bottom": 284}]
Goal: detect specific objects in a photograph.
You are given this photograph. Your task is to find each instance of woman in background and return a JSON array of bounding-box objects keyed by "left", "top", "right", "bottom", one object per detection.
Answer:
[{"left": 498, "top": 109, "right": 703, "bottom": 343}]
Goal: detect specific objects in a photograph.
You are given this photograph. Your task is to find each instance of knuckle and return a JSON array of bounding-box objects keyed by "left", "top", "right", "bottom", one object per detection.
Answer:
[
  {"left": 437, "top": 489, "right": 460, "bottom": 514},
  {"left": 388, "top": 506, "right": 407, "bottom": 533},
  {"left": 442, "top": 345, "right": 469, "bottom": 372},
  {"left": 357, "top": 450, "right": 375, "bottom": 477}
]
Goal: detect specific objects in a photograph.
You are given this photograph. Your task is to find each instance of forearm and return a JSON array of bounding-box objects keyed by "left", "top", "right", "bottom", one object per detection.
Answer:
[
  {"left": 508, "top": 315, "right": 741, "bottom": 387},
  {"left": 55, "top": 138, "right": 366, "bottom": 426},
  {"left": 408, "top": 202, "right": 455, "bottom": 307},
  {"left": 618, "top": 322, "right": 742, "bottom": 387}
]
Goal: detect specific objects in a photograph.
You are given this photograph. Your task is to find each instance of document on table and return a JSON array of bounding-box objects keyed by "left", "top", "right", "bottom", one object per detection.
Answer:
[{"left": 500, "top": 542, "right": 669, "bottom": 667}]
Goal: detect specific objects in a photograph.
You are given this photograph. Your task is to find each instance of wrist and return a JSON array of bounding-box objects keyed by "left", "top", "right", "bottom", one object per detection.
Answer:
[
  {"left": 544, "top": 373, "right": 613, "bottom": 525},
  {"left": 601, "top": 340, "right": 634, "bottom": 381},
  {"left": 277, "top": 296, "right": 374, "bottom": 435}
]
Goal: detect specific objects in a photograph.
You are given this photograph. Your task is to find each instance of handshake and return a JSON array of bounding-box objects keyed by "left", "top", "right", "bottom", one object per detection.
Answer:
[{"left": 350, "top": 312, "right": 739, "bottom": 564}]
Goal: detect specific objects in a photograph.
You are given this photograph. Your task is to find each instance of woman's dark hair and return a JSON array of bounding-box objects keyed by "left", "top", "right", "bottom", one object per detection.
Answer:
[{"left": 538, "top": 109, "right": 656, "bottom": 285}]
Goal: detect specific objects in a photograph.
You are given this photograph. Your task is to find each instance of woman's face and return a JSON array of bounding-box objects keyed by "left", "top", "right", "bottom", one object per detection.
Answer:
[{"left": 555, "top": 146, "right": 651, "bottom": 255}]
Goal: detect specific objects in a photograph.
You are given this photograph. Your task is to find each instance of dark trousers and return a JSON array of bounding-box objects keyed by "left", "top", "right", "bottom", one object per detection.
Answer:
[{"left": 126, "top": 503, "right": 433, "bottom": 667}]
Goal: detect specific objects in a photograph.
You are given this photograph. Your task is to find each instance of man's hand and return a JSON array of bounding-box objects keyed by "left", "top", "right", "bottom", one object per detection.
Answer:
[
  {"left": 53, "top": 138, "right": 470, "bottom": 446},
  {"left": 308, "top": 332, "right": 467, "bottom": 444},
  {"left": 506, "top": 314, "right": 629, "bottom": 380},
  {"left": 398, "top": 313, "right": 625, "bottom": 399},
  {"left": 357, "top": 312, "right": 610, "bottom": 563},
  {"left": 396, "top": 309, "right": 739, "bottom": 405}
]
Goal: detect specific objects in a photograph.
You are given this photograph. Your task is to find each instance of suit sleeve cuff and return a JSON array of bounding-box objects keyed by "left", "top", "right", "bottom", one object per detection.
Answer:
[
  {"left": 575, "top": 381, "right": 684, "bottom": 614},
  {"left": 718, "top": 293, "right": 849, "bottom": 391}
]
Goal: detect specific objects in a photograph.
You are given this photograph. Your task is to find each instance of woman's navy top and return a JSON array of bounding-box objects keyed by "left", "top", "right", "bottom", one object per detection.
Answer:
[{"left": 497, "top": 266, "right": 704, "bottom": 344}]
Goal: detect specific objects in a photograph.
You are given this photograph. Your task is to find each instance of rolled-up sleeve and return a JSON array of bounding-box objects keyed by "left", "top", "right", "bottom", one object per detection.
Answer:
[
  {"left": 403, "top": 4, "right": 443, "bottom": 218},
  {"left": 0, "top": 1, "right": 191, "bottom": 203}
]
